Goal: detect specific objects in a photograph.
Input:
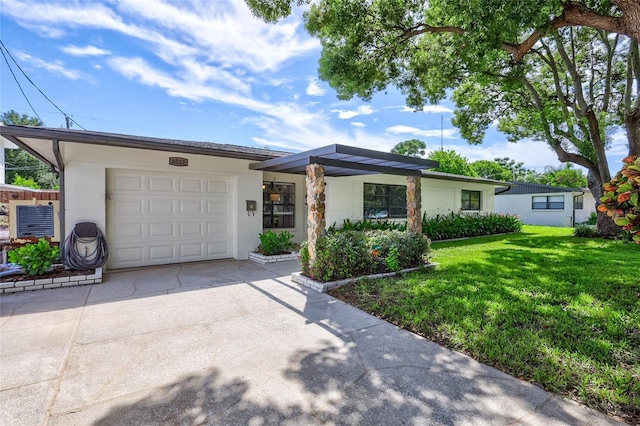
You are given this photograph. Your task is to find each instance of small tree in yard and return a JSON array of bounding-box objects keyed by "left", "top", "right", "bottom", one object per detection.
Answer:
[{"left": 598, "top": 156, "right": 640, "bottom": 243}]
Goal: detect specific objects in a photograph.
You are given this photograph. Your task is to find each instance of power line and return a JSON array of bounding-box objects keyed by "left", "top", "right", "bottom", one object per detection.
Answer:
[
  {"left": 0, "top": 39, "right": 86, "bottom": 130},
  {"left": 0, "top": 45, "right": 45, "bottom": 125}
]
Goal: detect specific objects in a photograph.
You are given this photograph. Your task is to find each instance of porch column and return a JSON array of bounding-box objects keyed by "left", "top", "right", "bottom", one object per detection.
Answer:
[
  {"left": 406, "top": 175, "right": 422, "bottom": 235},
  {"left": 306, "top": 163, "right": 326, "bottom": 266}
]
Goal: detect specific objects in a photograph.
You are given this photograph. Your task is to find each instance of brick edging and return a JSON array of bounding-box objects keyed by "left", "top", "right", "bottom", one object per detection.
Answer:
[
  {"left": 292, "top": 263, "right": 437, "bottom": 293},
  {"left": 249, "top": 251, "right": 299, "bottom": 264},
  {"left": 0, "top": 267, "right": 103, "bottom": 294}
]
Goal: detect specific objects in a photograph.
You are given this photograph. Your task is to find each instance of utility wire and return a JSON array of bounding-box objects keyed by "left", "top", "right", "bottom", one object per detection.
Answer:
[
  {"left": 0, "top": 39, "right": 86, "bottom": 130},
  {"left": 0, "top": 44, "right": 45, "bottom": 125}
]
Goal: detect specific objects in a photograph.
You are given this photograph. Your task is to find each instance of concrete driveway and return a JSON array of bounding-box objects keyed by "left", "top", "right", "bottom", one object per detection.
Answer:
[{"left": 0, "top": 260, "right": 622, "bottom": 425}]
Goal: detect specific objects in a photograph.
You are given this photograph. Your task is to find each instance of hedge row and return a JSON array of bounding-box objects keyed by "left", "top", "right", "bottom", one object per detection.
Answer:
[
  {"left": 422, "top": 212, "right": 523, "bottom": 241},
  {"left": 328, "top": 212, "right": 523, "bottom": 241},
  {"left": 300, "top": 230, "right": 431, "bottom": 282}
]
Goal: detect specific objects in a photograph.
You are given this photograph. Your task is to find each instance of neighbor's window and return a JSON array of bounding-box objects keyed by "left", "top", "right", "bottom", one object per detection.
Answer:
[
  {"left": 575, "top": 194, "right": 584, "bottom": 210},
  {"left": 363, "top": 183, "right": 407, "bottom": 219},
  {"left": 532, "top": 195, "right": 565, "bottom": 210},
  {"left": 461, "top": 190, "right": 481, "bottom": 211},
  {"left": 263, "top": 181, "right": 295, "bottom": 228}
]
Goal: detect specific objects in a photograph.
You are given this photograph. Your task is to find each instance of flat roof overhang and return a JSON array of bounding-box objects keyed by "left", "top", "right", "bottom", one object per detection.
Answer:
[
  {"left": 250, "top": 144, "right": 439, "bottom": 177},
  {"left": 0, "top": 126, "right": 288, "bottom": 172}
]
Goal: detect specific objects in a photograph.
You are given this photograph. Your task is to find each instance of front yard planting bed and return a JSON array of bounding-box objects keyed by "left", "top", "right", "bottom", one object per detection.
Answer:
[
  {"left": 329, "top": 226, "right": 640, "bottom": 424},
  {"left": 0, "top": 266, "right": 102, "bottom": 293}
]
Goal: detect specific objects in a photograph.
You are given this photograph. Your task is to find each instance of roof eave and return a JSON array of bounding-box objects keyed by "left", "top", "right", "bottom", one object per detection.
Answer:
[{"left": 0, "top": 126, "right": 285, "bottom": 162}]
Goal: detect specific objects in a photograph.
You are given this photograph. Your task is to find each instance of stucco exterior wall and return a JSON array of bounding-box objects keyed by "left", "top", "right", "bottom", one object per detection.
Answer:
[
  {"left": 60, "top": 142, "right": 264, "bottom": 260},
  {"left": 323, "top": 174, "right": 498, "bottom": 228},
  {"left": 575, "top": 191, "right": 597, "bottom": 224},
  {"left": 495, "top": 192, "right": 579, "bottom": 226}
]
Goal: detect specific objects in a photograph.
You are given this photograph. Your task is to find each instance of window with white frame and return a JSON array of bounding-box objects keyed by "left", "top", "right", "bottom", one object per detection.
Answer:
[
  {"left": 532, "top": 195, "right": 565, "bottom": 210},
  {"left": 461, "top": 190, "right": 481, "bottom": 211},
  {"left": 575, "top": 194, "right": 584, "bottom": 210}
]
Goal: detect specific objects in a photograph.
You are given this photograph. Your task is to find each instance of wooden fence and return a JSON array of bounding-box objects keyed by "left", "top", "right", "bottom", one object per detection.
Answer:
[{"left": 0, "top": 190, "right": 60, "bottom": 204}]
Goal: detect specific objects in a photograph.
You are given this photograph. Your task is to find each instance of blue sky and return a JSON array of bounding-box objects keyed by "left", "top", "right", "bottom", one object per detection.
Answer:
[{"left": 0, "top": 0, "right": 630, "bottom": 172}]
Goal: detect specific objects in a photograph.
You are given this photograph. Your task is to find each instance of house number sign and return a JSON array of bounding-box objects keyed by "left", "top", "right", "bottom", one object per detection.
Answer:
[{"left": 169, "top": 157, "right": 188, "bottom": 167}]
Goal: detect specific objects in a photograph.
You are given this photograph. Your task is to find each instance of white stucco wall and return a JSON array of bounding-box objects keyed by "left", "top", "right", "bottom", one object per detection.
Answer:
[
  {"left": 495, "top": 192, "right": 584, "bottom": 226},
  {"left": 574, "top": 191, "right": 597, "bottom": 224},
  {"left": 323, "top": 174, "right": 498, "bottom": 229},
  {"left": 60, "top": 142, "right": 264, "bottom": 261},
  {"left": 256, "top": 172, "right": 499, "bottom": 241}
]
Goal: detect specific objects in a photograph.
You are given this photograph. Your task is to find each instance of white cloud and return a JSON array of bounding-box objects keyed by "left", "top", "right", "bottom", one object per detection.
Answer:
[
  {"left": 270, "top": 77, "right": 293, "bottom": 87},
  {"left": 386, "top": 124, "right": 457, "bottom": 139},
  {"left": 14, "top": 51, "right": 90, "bottom": 81},
  {"left": 61, "top": 44, "right": 110, "bottom": 56},
  {"left": 2, "top": 0, "right": 319, "bottom": 73},
  {"left": 107, "top": 56, "right": 332, "bottom": 151},
  {"left": 351, "top": 122, "right": 365, "bottom": 127},
  {"left": 402, "top": 105, "right": 453, "bottom": 114},
  {"left": 332, "top": 105, "right": 376, "bottom": 119},
  {"left": 306, "top": 77, "right": 325, "bottom": 96}
]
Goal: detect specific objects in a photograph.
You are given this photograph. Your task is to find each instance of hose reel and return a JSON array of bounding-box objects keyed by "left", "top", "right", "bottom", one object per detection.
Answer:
[{"left": 63, "top": 222, "right": 109, "bottom": 270}]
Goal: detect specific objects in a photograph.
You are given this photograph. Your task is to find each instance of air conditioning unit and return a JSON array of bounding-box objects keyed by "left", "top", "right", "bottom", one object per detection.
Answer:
[{"left": 9, "top": 200, "right": 60, "bottom": 242}]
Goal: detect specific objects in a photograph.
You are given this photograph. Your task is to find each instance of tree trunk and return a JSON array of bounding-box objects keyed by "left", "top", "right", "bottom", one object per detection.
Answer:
[
  {"left": 626, "top": 108, "right": 640, "bottom": 156},
  {"left": 587, "top": 170, "right": 620, "bottom": 236}
]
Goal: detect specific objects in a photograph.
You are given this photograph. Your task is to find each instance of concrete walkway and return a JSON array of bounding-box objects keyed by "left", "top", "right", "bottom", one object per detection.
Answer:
[{"left": 0, "top": 260, "right": 622, "bottom": 425}]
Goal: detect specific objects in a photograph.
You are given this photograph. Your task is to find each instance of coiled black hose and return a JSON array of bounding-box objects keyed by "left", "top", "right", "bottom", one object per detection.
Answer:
[{"left": 63, "top": 226, "right": 109, "bottom": 270}]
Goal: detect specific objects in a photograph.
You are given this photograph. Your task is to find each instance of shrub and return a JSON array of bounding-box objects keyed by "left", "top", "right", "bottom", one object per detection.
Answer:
[
  {"left": 597, "top": 156, "right": 640, "bottom": 244},
  {"left": 573, "top": 225, "right": 599, "bottom": 238},
  {"left": 385, "top": 247, "right": 401, "bottom": 272},
  {"left": 301, "top": 230, "right": 431, "bottom": 282},
  {"left": 580, "top": 211, "right": 598, "bottom": 226},
  {"left": 421, "top": 212, "right": 522, "bottom": 241},
  {"left": 328, "top": 218, "right": 406, "bottom": 233},
  {"left": 366, "top": 229, "right": 432, "bottom": 269},
  {"left": 11, "top": 174, "right": 40, "bottom": 189},
  {"left": 299, "top": 241, "right": 310, "bottom": 276},
  {"left": 309, "top": 231, "right": 373, "bottom": 282},
  {"left": 8, "top": 238, "right": 60, "bottom": 276},
  {"left": 257, "top": 230, "right": 295, "bottom": 255}
]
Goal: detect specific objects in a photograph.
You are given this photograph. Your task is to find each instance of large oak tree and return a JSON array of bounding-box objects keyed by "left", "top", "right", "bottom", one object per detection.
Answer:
[{"left": 247, "top": 0, "right": 639, "bottom": 234}]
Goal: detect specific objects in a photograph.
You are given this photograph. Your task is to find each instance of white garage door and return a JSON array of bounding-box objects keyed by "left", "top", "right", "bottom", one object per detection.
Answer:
[{"left": 106, "top": 169, "right": 233, "bottom": 269}]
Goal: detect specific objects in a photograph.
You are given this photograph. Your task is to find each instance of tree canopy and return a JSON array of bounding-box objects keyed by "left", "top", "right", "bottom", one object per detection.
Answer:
[
  {"left": 470, "top": 159, "right": 513, "bottom": 181},
  {"left": 247, "top": 1, "right": 640, "bottom": 52},
  {"left": 427, "top": 150, "right": 477, "bottom": 176},
  {"left": 247, "top": 0, "right": 639, "bottom": 234},
  {"left": 390, "top": 139, "right": 427, "bottom": 157},
  {"left": 540, "top": 163, "right": 588, "bottom": 188}
]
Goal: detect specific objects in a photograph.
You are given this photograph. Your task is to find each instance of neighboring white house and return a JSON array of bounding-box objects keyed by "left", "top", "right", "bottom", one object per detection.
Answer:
[
  {"left": 0, "top": 126, "right": 509, "bottom": 270},
  {"left": 495, "top": 182, "right": 596, "bottom": 227}
]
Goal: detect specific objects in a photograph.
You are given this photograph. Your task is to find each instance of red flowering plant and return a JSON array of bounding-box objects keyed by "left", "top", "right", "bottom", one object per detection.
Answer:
[{"left": 597, "top": 156, "right": 640, "bottom": 243}]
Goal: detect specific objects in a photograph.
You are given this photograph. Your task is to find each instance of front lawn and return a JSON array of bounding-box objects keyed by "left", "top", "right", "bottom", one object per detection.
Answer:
[{"left": 329, "top": 226, "right": 640, "bottom": 423}]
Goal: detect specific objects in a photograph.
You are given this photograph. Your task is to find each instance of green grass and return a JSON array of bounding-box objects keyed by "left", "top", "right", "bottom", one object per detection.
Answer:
[{"left": 330, "top": 226, "right": 640, "bottom": 423}]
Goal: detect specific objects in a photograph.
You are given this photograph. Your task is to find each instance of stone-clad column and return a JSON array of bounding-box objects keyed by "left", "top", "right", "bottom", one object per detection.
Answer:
[
  {"left": 306, "top": 164, "right": 326, "bottom": 266},
  {"left": 406, "top": 175, "right": 422, "bottom": 235}
]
